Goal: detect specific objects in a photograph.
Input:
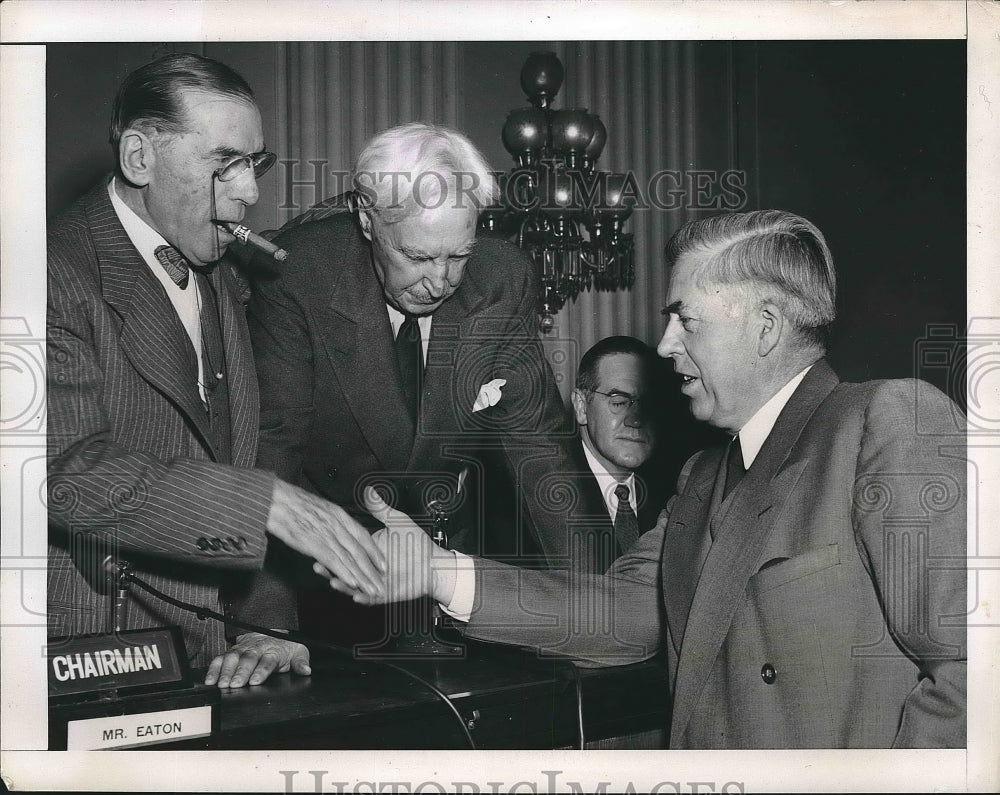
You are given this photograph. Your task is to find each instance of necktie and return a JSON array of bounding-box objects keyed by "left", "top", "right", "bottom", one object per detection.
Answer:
[
  {"left": 723, "top": 435, "right": 745, "bottom": 501},
  {"left": 394, "top": 314, "right": 423, "bottom": 421},
  {"left": 154, "top": 245, "right": 190, "bottom": 289},
  {"left": 613, "top": 483, "right": 640, "bottom": 554},
  {"left": 195, "top": 274, "right": 232, "bottom": 463}
]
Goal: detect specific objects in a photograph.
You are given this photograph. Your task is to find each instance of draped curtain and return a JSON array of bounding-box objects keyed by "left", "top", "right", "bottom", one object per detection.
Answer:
[
  {"left": 274, "top": 42, "right": 462, "bottom": 226},
  {"left": 273, "top": 41, "right": 738, "bottom": 402},
  {"left": 543, "top": 41, "right": 731, "bottom": 397}
]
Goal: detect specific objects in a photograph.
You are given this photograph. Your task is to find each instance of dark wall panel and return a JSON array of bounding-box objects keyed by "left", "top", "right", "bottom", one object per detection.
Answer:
[{"left": 740, "top": 40, "right": 965, "bottom": 399}]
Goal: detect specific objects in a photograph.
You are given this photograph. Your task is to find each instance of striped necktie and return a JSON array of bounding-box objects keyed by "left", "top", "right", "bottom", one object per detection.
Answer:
[{"left": 613, "top": 483, "right": 640, "bottom": 553}]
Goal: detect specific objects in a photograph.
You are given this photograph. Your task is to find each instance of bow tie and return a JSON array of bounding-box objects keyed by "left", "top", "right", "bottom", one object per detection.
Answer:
[{"left": 154, "top": 245, "right": 190, "bottom": 289}]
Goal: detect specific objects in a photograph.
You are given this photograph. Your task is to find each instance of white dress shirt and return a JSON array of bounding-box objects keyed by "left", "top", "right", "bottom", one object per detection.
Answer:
[
  {"left": 735, "top": 365, "right": 812, "bottom": 467},
  {"left": 580, "top": 439, "right": 637, "bottom": 521},
  {"left": 108, "top": 178, "right": 207, "bottom": 403},
  {"left": 443, "top": 364, "right": 815, "bottom": 622}
]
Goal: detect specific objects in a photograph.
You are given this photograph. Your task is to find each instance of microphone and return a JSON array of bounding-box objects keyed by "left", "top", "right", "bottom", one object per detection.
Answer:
[
  {"left": 427, "top": 467, "right": 469, "bottom": 547},
  {"left": 221, "top": 222, "right": 288, "bottom": 262},
  {"left": 102, "top": 555, "right": 132, "bottom": 633}
]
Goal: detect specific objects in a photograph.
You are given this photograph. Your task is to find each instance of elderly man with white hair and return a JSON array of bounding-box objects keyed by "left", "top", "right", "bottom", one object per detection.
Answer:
[{"left": 236, "top": 122, "right": 577, "bottom": 658}]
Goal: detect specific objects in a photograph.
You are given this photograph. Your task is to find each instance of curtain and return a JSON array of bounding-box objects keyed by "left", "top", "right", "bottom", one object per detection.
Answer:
[
  {"left": 540, "top": 41, "right": 737, "bottom": 397},
  {"left": 274, "top": 42, "right": 462, "bottom": 226},
  {"left": 273, "top": 41, "right": 738, "bottom": 402}
]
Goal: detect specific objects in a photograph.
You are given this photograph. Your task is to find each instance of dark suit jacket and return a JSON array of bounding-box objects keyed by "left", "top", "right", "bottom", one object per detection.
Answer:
[
  {"left": 462, "top": 361, "right": 967, "bottom": 748},
  {"left": 564, "top": 439, "right": 666, "bottom": 573},
  {"left": 247, "top": 212, "right": 577, "bottom": 637},
  {"left": 47, "top": 181, "right": 278, "bottom": 667}
]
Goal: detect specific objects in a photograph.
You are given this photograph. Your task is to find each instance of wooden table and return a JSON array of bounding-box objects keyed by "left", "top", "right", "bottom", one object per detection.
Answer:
[{"left": 160, "top": 638, "right": 670, "bottom": 750}]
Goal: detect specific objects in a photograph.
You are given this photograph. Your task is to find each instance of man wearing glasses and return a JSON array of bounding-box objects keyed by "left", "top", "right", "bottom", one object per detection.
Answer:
[
  {"left": 47, "top": 53, "right": 385, "bottom": 690},
  {"left": 568, "top": 336, "right": 668, "bottom": 573}
]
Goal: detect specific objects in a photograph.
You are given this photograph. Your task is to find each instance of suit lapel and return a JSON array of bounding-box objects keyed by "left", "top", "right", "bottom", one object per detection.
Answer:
[
  {"left": 406, "top": 271, "right": 487, "bottom": 470},
  {"left": 633, "top": 471, "right": 660, "bottom": 532},
  {"left": 668, "top": 361, "right": 840, "bottom": 745},
  {"left": 660, "top": 455, "right": 716, "bottom": 656},
  {"left": 573, "top": 440, "right": 613, "bottom": 526},
  {"left": 88, "top": 184, "right": 216, "bottom": 457},
  {"left": 568, "top": 440, "right": 619, "bottom": 570},
  {"left": 315, "top": 232, "right": 414, "bottom": 473}
]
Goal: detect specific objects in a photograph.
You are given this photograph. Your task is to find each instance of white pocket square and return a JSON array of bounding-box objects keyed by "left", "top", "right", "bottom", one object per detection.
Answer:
[{"left": 472, "top": 378, "right": 507, "bottom": 412}]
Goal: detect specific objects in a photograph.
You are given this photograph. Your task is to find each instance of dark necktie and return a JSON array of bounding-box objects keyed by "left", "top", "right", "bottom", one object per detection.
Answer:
[
  {"left": 195, "top": 273, "right": 232, "bottom": 464},
  {"left": 394, "top": 314, "right": 423, "bottom": 421},
  {"left": 154, "top": 245, "right": 190, "bottom": 289},
  {"left": 613, "top": 483, "right": 640, "bottom": 554},
  {"left": 723, "top": 435, "right": 745, "bottom": 501}
]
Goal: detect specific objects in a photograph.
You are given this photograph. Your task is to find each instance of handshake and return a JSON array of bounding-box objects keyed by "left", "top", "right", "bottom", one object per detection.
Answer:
[
  {"left": 206, "top": 482, "right": 455, "bottom": 688},
  {"left": 316, "top": 486, "right": 459, "bottom": 606}
]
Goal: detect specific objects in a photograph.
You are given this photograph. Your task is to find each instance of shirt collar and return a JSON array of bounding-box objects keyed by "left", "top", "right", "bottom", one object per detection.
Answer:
[
  {"left": 386, "top": 303, "right": 432, "bottom": 338},
  {"left": 737, "top": 364, "right": 813, "bottom": 468},
  {"left": 581, "top": 438, "right": 636, "bottom": 520},
  {"left": 107, "top": 177, "right": 171, "bottom": 268}
]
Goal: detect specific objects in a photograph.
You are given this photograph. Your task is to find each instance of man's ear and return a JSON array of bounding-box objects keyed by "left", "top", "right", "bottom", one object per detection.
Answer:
[
  {"left": 571, "top": 388, "right": 589, "bottom": 427},
  {"left": 757, "top": 301, "right": 784, "bottom": 357},
  {"left": 358, "top": 210, "right": 374, "bottom": 242},
  {"left": 118, "top": 129, "right": 155, "bottom": 187}
]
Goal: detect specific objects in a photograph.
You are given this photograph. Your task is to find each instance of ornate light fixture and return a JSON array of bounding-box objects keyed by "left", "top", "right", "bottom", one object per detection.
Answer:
[{"left": 480, "top": 51, "right": 636, "bottom": 332}]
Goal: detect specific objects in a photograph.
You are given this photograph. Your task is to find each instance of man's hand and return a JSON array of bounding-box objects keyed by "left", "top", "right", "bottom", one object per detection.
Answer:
[
  {"left": 316, "top": 487, "right": 457, "bottom": 606},
  {"left": 266, "top": 480, "right": 385, "bottom": 598},
  {"left": 204, "top": 632, "right": 310, "bottom": 688}
]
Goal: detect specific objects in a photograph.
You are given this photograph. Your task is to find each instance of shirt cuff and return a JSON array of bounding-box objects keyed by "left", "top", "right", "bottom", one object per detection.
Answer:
[{"left": 439, "top": 550, "right": 476, "bottom": 622}]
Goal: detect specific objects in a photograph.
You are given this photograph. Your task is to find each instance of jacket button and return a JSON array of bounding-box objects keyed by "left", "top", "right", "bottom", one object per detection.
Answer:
[
  {"left": 761, "top": 663, "right": 777, "bottom": 684},
  {"left": 327, "top": 466, "right": 338, "bottom": 479}
]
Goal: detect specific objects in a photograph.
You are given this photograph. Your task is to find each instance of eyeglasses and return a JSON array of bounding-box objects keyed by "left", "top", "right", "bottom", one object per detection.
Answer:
[
  {"left": 213, "top": 151, "right": 277, "bottom": 183},
  {"left": 590, "top": 390, "right": 643, "bottom": 415}
]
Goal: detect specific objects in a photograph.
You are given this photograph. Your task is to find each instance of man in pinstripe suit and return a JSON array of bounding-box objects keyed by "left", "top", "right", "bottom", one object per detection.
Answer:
[{"left": 47, "top": 54, "right": 384, "bottom": 687}]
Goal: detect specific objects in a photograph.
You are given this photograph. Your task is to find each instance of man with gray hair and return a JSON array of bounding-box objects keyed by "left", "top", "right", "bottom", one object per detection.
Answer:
[
  {"left": 332, "top": 209, "right": 967, "bottom": 749},
  {"left": 47, "top": 53, "right": 386, "bottom": 691},
  {"left": 247, "top": 122, "right": 577, "bottom": 646}
]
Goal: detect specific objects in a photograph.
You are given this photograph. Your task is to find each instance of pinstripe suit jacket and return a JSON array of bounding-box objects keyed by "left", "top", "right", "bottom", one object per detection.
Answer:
[
  {"left": 47, "top": 181, "right": 278, "bottom": 667},
  {"left": 462, "top": 362, "right": 966, "bottom": 748}
]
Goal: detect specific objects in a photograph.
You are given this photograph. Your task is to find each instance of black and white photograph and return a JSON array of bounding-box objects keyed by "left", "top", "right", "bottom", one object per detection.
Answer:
[{"left": 1, "top": 1, "right": 998, "bottom": 792}]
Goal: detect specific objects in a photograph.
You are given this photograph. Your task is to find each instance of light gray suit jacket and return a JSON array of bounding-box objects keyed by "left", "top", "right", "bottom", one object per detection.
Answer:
[
  {"left": 47, "top": 181, "right": 278, "bottom": 667},
  {"left": 464, "top": 361, "right": 967, "bottom": 748}
]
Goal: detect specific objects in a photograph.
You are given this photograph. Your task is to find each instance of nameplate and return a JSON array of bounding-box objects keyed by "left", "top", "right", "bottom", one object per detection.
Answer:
[
  {"left": 66, "top": 705, "right": 213, "bottom": 750},
  {"left": 48, "top": 627, "right": 188, "bottom": 699}
]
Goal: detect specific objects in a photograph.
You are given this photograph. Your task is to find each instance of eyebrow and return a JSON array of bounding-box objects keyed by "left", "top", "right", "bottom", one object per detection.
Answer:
[
  {"left": 400, "top": 240, "right": 478, "bottom": 259},
  {"left": 661, "top": 300, "right": 684, "bottom": 316},
  {"left": 208, "top": 145, "right": 267, "bottom": 159}
]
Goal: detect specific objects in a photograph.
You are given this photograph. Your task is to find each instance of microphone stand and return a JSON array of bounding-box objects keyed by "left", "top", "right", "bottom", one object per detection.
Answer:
[
  {"left": 363, "top": 471, "right": 467, "bottom": 658},
  {"left": 102, "top": 555, "right": 133, "bottom": 635}
]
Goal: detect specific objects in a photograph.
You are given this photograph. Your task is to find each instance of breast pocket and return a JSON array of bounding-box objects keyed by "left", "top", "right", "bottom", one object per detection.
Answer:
[{"left": 747, "top": 544, "right": 841, "bottom": 597}]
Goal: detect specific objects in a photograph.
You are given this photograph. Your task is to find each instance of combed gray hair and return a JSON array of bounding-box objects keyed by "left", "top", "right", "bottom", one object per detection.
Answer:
[
  {"left": 352, "top": 122, "right": 498, "bottom": 225},
  {"left": 664, "top": 210, "right": 837, "bottom": 349},
  {"left": 110, "top": 53, "right": 255, "bottom": 171}
]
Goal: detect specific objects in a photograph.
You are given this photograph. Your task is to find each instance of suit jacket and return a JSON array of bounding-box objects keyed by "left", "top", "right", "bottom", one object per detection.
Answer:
[
  {"left": 247, "top": 212, "right": 577, "bottom": 638},
  {"left": 47, "top": 181, "right": 279, "bottom": 667},
  {"left": 463, "top": 361, "right": 967, "bottom": 748},
  {"left": 249, "top": 212, "right": 577, "bottom": 553},
  {"left": 565, "top": 439, "right": 665, "bottom": 573}
]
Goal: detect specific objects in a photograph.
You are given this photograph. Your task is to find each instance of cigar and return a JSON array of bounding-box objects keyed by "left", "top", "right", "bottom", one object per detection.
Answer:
[{"left": 222, "top": 222, "right": 288, "bottom": 262}]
